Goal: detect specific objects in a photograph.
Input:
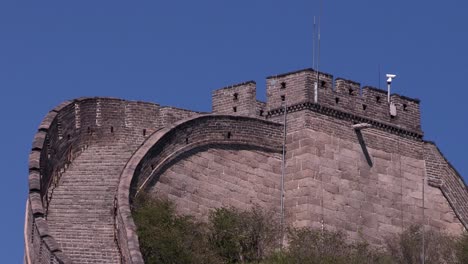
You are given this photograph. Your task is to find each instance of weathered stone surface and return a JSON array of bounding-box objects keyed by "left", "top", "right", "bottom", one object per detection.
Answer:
[{"left": 25, "top": 69, "right": 468, "bottom": 263}]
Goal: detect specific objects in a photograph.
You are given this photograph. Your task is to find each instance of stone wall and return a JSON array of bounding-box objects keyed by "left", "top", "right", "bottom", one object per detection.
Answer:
[
  {"left": 212, "top": 81, "right": 257, "bottom": 117},
  {"left": 26, "top": 68, "right": 468, "bottom": 263},
  {"left": 265, "top": 69, "right": 422, "bottom": 135},
  {"left": 152, "top": 147, "right": 282, "bottom": 219},
  {"left": 424, "top": 142, "right": 468, "bottom": 227},
  {"left": 117, "top": 114, "right": 283, "bottom": 263},
  {"left": 282, "top": 110, "right": 463, "bottom": 244}
]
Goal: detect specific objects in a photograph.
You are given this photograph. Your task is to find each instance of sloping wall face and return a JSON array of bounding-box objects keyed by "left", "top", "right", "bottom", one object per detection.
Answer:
[
  {"left": 424, "top": 142, "right": 468, "bottom": 227},
  {"left": 282, "top": 110, "right": 464, "bottom": 244},
  {"left": 143, "top": 109, "right": 464, "bottom": 248},
  {"left": 150, "top": 147, "right": 282, "bottom": 219}
]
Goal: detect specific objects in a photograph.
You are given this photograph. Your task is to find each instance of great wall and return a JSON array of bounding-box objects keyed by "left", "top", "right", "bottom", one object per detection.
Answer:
[{"left": 24, "top": 68, "right": 468, "bottom": 263}]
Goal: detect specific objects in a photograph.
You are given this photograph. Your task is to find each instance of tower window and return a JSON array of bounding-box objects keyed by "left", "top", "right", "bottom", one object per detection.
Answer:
[
  {"left": 281, "top": 82, "right": 286, "bottom": 89},
  {"left": 233, "top": 93, "right": 238, "bottom": 100},
  {"left": 233, "top": 106, "right": 237, "bottom": 112}
]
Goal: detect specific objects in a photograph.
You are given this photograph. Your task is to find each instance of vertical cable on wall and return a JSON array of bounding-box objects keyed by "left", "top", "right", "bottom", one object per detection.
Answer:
[
  {"left": 422, "top": 178, "right": 426, "bottom": 264},
  {"left": 280, "top": 100, "right": 287, "bottom": 248},
  {"left": 398, "top": 138, "right": 404, "bottom": 232},
  {"left": 320, "top": 171, "right": 324, "bottom": 233}
]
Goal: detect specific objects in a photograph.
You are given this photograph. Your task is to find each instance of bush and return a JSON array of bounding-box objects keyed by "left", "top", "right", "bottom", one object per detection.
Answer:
[
  {"left": 280, "top": 228, "right": 390, "bottom": 264},
  {"left": 385, "top": 225, "right": 457, "bottom": 264},
  {"left": 133, "top": 195, "right": 220, "bottom": 264},
  {"left": 208, "top": 205, "right": 279, "bottom": 263},
  {"left": 133, "top": 195, "right": 468, "bottom": 264}
]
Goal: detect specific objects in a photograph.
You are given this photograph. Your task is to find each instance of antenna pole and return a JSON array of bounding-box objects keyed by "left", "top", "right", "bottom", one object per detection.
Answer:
[
  {"left": 312, "top": 16, "right": 319, "bottom": 104},
  {"left": 386, "top": 74, "right": 396, "bottom": 104},
  {"left": 316, "top": 0, "right": 323, "bottom": 103},
  {"left": 313, "top": 15, "right": 318, "bottom": 103},
  {"left": 378, "top": 64, "right": 381, "bottom": 90},
  {"left": 387, "top": 81, "right": 391, "bottom": 103},
  {"left": 313, "top": 16, "right": 316, "bottom": 70}
]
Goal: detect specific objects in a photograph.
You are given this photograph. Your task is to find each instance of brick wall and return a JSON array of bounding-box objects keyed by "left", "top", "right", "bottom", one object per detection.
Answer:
[
  {"left": 283, "top": 114, "right": 463, "bottom": 244},
  {"left": 152, "top": 147, "right": 282, "bottom": 219},
  {"left": 117, "top": 114, "right": 283, "bottom": 263},
  {"left": 424, "top": 142, "right": 468, "bottom": 227},
  {"left": 266, "top": 69, "right": 422, "bottom": 136},
  {"left": 131, "top": 115, "right": 283, "bottom": 195},
  {"left": 212, "top": 81, "right": 257, "bottom": 117},
  {"left": 26, "top": 68, "right": 467, "bottom": 263}
]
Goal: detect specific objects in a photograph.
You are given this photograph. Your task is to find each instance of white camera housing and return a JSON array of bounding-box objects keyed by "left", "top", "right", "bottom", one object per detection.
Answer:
[{"left": 386, "top": 74, "right": 397, "bottom": 83}]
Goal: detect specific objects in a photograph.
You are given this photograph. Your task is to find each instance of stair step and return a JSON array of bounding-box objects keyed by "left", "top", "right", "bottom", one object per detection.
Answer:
[{"left": 45, "top": 142, "right": 135, "bottom": 263}]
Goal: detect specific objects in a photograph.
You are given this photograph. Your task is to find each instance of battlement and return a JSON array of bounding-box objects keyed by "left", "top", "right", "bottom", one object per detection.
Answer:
[{"left": 212, "top": 68, "right": 422, "bottom": 137}]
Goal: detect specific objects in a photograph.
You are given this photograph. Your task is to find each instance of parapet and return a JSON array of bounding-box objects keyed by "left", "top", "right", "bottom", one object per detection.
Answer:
[
  {"left": 212, "top": 81, "right": 258, "bottom": 117},
  {"left": 212, "top": 68, "right": 422, "bottom": 137}
]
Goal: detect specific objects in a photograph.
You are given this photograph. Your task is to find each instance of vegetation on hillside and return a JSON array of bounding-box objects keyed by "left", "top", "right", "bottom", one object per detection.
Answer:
[{"left": 133, "top": 195, "right": 468, "bottom": 264}]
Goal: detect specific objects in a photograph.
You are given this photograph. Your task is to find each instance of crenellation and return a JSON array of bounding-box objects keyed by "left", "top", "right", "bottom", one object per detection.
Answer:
[
  {"left": 160, "top": 106, "right": 200, "bottom": 127},
  {"left": 212, "top": 81, "right": 257, "bottom": 117},
  {"left": 255, "top": 100, "right": 266, "bottom": 118},
  {"left": 266, "top": 69, "right": 315, "bottom": 111},
  {"left": 335, "top": 78, "right": 360, "bottom": 96}
]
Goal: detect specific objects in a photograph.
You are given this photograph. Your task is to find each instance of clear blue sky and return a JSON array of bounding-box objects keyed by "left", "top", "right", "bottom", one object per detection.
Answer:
[{"left": 1, "top": 1, "right": 467, "bottom": 261}]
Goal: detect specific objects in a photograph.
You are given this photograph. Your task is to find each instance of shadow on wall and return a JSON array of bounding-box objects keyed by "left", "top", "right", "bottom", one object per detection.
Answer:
[{"left": 355, "top": 130, "right": 373, "bottom": 167}]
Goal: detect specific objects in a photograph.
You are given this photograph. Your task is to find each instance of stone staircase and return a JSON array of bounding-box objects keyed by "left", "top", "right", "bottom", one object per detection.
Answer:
[{"left": 46, "top": 142, "right": 135, "bottom": 263}]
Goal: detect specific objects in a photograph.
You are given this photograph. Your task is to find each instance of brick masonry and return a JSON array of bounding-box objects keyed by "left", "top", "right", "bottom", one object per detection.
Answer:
[
  {"left": 25, "top": 69, "right": 468, "bottom": 264},
  {"left": 152, "top": 147, "right": 282, "bottom": 219}
]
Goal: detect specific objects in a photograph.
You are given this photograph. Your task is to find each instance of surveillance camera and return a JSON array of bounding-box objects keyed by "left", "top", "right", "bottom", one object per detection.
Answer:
[{"left": 386, "top": 74, "right": 396, "bottom": 83}]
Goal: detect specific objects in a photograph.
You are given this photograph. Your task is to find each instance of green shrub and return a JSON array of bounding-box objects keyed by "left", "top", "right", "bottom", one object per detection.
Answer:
[
  {"left": 133, "top": 194, "right": 467, "bottom": 264},
  {"left": 133, "top": 195, "right": 220, "bottom": 264},
  {"left": 385, "top": 225, "right": 457, "bottom": 264},
  {"left": 208, "top": 205, "right": 279, "bottom": 263},
  {"left": 284, "top": 227, "right": 390, "bottom": 264}
]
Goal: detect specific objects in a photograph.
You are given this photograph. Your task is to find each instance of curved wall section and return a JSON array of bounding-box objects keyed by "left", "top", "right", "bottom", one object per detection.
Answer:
[
  {"left": 117, "top": 115, "right": 283, "bottom": 263},
  {"left": 27, "top": 101, "right": 74, "bottom": 264},
  {"left": 25, "top": 97, "right": 198, "bottom": 264}
]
